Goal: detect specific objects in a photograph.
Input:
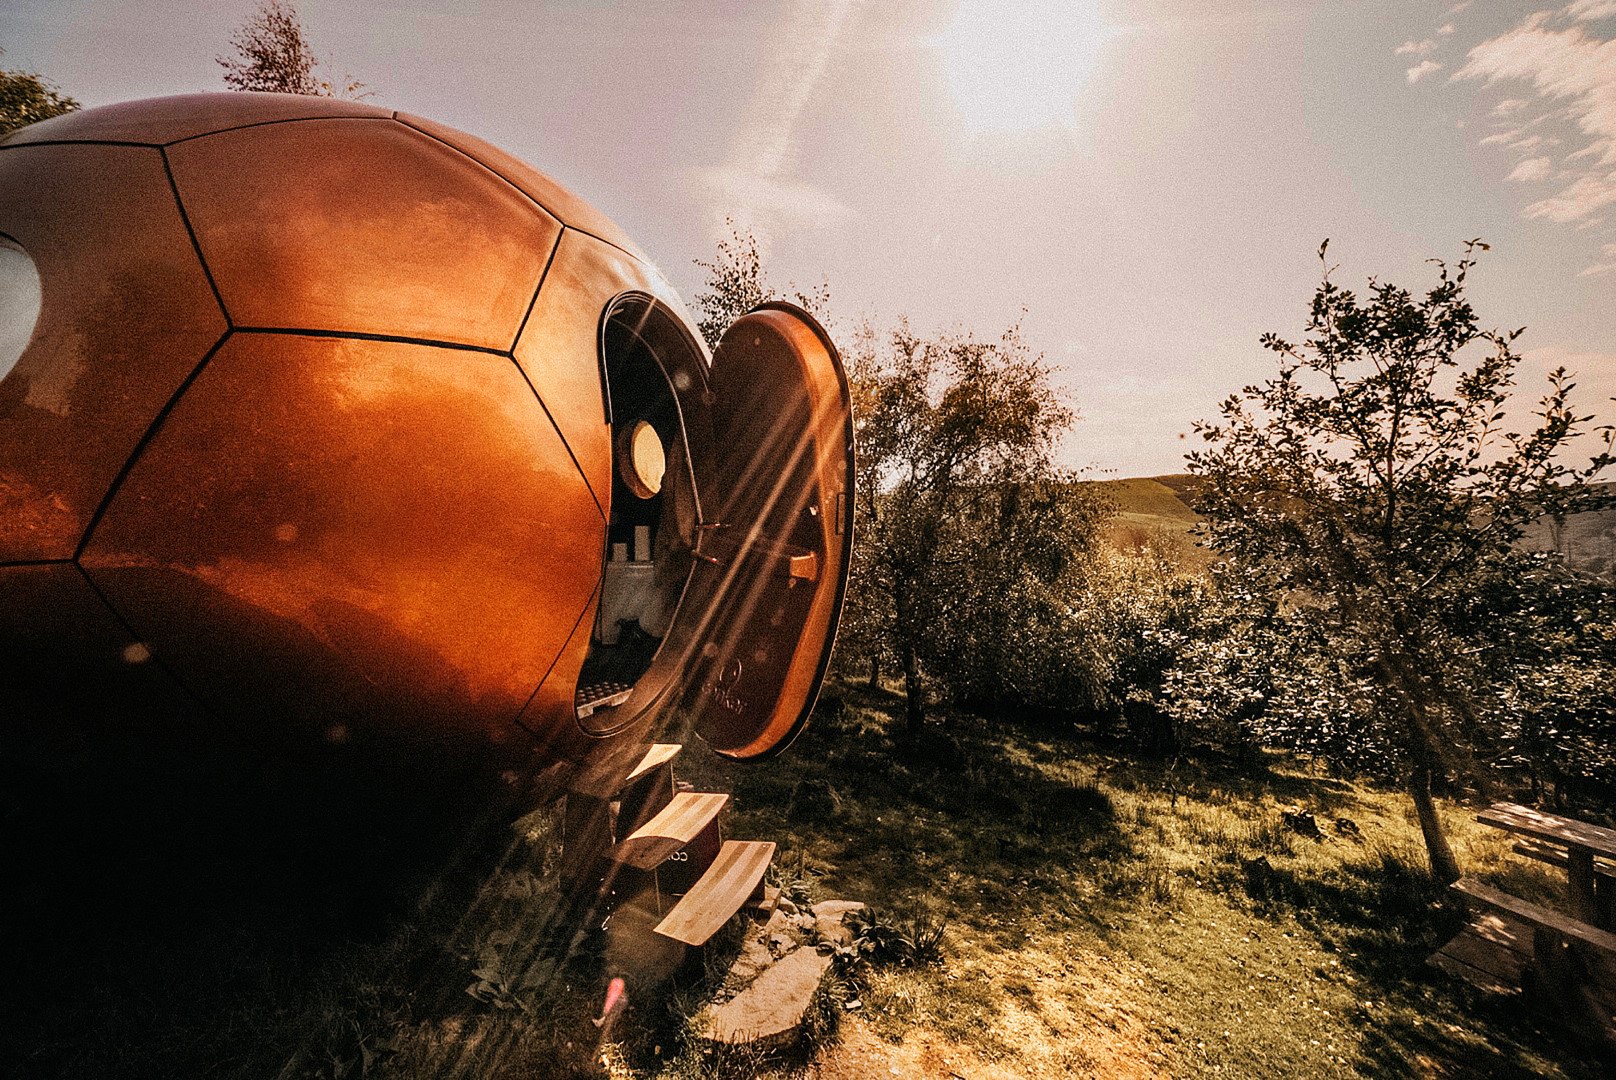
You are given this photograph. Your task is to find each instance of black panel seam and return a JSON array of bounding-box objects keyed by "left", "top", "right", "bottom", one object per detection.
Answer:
[
  {"left": 160, "top": 113, "right": 392, "bottom": 148},
  {"left": 74, "top": 329, "right": 233, "bottom": 560},
  {"left": 160, "top": 145, "right": 232, "bottom": 326},
  {"left": 509, "top": 357, "right": 607, "bottom": 520},
  {"left": 510, "top": 228, "right": 564, "bottom": 353},
  {"left": 233, "top": 326, "right": 511, "bottom": 356}
]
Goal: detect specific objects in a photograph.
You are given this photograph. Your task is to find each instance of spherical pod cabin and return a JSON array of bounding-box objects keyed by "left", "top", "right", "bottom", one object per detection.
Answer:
[{"left": 0, "top": 93, "right": 852, "bottom": 784}]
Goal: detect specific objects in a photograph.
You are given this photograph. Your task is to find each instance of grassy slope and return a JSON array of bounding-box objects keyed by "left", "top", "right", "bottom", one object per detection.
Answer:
[
  {"left": 680, "top": 683, "right": 1609, "bottom": 1079},
  {"left": 1086, "top": 475, "right": 1210, "bottom": 568}
]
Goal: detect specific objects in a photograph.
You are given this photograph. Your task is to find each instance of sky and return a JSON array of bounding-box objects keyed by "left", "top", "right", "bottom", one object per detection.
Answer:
[{"left": 3, "top": 0, "right": 1614, "bottom": 476}]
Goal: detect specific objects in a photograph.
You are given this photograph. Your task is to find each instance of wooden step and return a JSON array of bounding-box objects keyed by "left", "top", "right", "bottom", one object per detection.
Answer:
[
  {"left": 1452, "top": 878, "right": 1616, "bottom": 957},
  {"left": 627, "top": 742, "right": 682, "bottom": 783},
  {"left": 615, "top": 791, "right": 728, "bottom": 871},
  {"left": 655, "top": 840, "right": 776, "bottom": 946}
]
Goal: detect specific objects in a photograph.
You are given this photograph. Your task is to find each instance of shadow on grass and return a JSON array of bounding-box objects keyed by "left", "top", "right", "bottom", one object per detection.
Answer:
[{"left": 0, "top": 714, "right": 601, "bottom": 1080}]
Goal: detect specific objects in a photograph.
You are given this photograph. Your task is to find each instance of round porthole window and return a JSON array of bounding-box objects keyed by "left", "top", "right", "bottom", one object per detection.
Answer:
[
  {"left": 0, "top": 237, "right": 42, "bottom": 384},
  {"left": 618, "top": 419, "right": 666, "bottom": 499}
]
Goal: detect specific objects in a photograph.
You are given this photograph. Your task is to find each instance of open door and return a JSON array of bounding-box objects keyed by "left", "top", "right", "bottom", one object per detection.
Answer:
[{"left": 681, "top": 303, "right": 854, "bottom": 759}]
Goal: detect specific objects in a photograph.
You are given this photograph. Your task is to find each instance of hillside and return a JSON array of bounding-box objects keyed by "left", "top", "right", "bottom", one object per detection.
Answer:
[{"left": 1092, "top": 474, "right": 1616, "bottom": 578}]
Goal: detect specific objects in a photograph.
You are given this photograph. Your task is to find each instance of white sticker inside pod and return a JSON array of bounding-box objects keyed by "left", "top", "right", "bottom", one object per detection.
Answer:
[{"left": 0, "top": 237, "right": 42, "bottom": 385}]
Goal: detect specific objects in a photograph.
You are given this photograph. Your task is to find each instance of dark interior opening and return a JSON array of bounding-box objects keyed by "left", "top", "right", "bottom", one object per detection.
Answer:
[{"left": 574, "top": 298, "right": 700, "bottom": 729}]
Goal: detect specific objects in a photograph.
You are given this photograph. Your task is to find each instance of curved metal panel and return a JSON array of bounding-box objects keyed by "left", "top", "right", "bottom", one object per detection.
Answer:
[
  {"left": 516, "top": 578, "right": 601, "bottom": 751},
  {"left": 0, "top": 144, "right": 227, "bottom": 562},
  {"left": 512, "top": 230, "right": 647, "bottom": 510},
  {"left": 167, "top": 119, "right": 560, "bottom": 350},
  {"left": 396, "top": 112, "right": 644, "bottom": 261},
  {"left": 685, "top": 304, "right": 854, "bottom": 759},
  {"left": 0, "top": 92, "right": 391, "bottom": 148},
  {"left": 80, "top": 333, "right": 603, "bottom": 744}
]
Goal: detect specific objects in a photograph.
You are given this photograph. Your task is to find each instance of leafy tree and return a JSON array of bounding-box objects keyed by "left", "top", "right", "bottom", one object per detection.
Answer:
[
  {"left": 0, "top": 51, "right": 78, "bottom": 136},
  {"left": 218, "top": 0, "right": 366, "bottom": 99},
  {"left": 1187, "top": 240, "right": 1615, "bottom": 881},
  {"left": 850, "top": 320, "right": 1092, "bottom": 737},
  {"left": 691, "top": 225, "right": 1101, "bottom": 739}
]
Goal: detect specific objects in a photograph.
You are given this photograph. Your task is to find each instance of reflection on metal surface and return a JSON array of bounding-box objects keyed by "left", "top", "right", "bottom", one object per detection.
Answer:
[
  {"left": 0, "top": 238, "right": 40, "bottom": 384},
  {"left": 0, "top": 143, "right": 227, "bottom": 562},
  {"left": 0, "top": 93, "right": 853, "bottom": 776},
  {"left": 80, "top": 332, "right": 602, "bottom": 742},
  {"left": 167, "top": 119, "right": 561, "bottom": 349}
]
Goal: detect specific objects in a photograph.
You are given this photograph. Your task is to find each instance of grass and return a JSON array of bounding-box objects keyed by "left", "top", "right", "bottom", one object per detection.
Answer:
[
  {"left": 2, "top": 684, "right": 1609, "bottom": 1078},
  {"left": 678, "top": 681, "right": 1611, "bottom": 1078}
]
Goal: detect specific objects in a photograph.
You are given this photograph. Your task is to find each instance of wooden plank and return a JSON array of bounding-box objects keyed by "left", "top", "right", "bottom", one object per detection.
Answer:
[
  {"left": 615, "top": 791, "right": 728, "bottom": 870},
  {"left": 1478, "top": 803, "right": 1616, "bottom": 860},
  {"left": 1436, "top": 924, "right": 1530, "bottom": 984},
  {"left": 1512, "top": 839, "right": 1616, "bottom": 880},
  {"left": 627, "top": 742, "right": 682, "bottom": 783},
  {"left": 654, "top": 840, "right": 775, "bottom": 946},
  {"left": 1452, "top": 878, "right": 1616, "bottom": 958},
  {"left": 1429, "top": 950, "right": 1519, "bottom": 996}
]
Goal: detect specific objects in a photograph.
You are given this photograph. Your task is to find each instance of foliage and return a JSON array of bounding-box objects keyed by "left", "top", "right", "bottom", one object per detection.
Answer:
[
  {"left": 0, "top": 50, "right": 79, "bottom": 135},
  {"left": 837, "top": 906, "right": 947, "bottom": 970},
  {"left": 218, "top": 0, "right": 367, "bottom": 99},
  {"left": 691, "top": 224, "right": 1105, "bottom": 738},
  {"left": 690, "top": 217, "right": 828, "bottom": 351},
  {"left": 1185, "top": 239, "right": 1615, "bottom": 880},
  {"left": 847, "top": 320, "right": 1102, "bottom": 735}
]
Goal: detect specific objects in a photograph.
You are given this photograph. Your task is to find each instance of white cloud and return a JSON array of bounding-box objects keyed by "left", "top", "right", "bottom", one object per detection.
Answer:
[
  {"left": 1438, "top": 23, "right": 1457, "bottom": 36},
  {"left": 1525, "top": 171, "right": 1616, "bottom": 221},
  {"left": 703, "top": 0, "right": 859, "bottom": 246},
  {"left": 1448, "top": 1, "right": 1473, "bottom": 14},
  {"left": 1568, "top": 0, "right": 1616, "bottom": 19},
  {"left": 1407, "top": 59, "right": 1443, "bottom": 83},
  {"left": 1455, "top": 7, "right": 1616, "bottom": 222},
  {"left": 1508, "top": 156, "right": 1555, "bottom": 181},
  {"left": 1579, "top": 241, "right": 1616, "bottom": 274},
  {"left": 1396, "top": 38, "right": 1437, "bottom": 56},
  {"left": 1494, "top": 97, "right": 1530, "bottom": 115}
]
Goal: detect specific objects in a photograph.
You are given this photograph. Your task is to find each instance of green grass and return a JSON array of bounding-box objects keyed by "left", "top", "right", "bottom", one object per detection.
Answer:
[{"left": 678, "top": 682, "right": 1610, "bottom": 1078}]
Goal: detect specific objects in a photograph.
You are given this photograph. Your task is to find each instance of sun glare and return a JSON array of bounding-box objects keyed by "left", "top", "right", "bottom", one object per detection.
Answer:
[{"left": 939, "top": 0, "right": 1110, "bottom": 135}]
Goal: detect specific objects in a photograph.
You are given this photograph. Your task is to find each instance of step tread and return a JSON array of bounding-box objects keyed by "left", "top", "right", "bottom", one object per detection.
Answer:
[
  {"left": 655, "top": 840, "right": 776, "bottom": 946},
  {"left": 614, "top": 791, "right": 728, "bottom": 870},
  {"left": 627, "top": 743, "right": 683, "bottom": 783}
]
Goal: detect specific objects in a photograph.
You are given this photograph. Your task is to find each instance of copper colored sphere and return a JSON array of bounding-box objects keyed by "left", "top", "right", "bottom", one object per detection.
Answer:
[{"left": 0, "top": 94, "right": 853, "bottom": 777}]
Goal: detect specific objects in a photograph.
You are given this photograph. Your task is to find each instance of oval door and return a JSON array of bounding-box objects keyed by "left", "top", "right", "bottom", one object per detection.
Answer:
[{"left": 682, "top": 303, "right": 853, "bottom": 759}]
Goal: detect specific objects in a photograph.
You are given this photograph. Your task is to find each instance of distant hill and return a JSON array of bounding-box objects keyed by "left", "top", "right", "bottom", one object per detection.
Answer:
[{"left": 1087, "top": 474, "right": 1616, "bottom": 578}]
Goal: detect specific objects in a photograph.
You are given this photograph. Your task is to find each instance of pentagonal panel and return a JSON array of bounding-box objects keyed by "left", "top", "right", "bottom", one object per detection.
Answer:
[
  {"left": 0, "top": 143, "right": 227, "bottom": 561},
  {"left": 0, "top": 562, "right": 212, "bottom": 737},
  {"left": 397, "top": 112, "right": 643, "bottom": 260},
  {"left": 0, "top": 92, "right": 391, "bottom": 147},
  {"left": 167, "top": 119, "right": 560, "bottom": 350},
  {"left": 81, "top": 333, "right": 604, "bottom": 742}
]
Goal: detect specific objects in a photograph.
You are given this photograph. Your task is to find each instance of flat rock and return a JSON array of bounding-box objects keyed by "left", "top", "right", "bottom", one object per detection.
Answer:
[
  {"left": 810, "top": 900, "right": 865, "bottom": 920},
  {"left": 701, "top": 944, "right": 833, "bottom": 1048}
]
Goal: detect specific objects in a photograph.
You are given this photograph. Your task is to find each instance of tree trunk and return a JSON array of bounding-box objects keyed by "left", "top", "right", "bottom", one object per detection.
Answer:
[
  {"left": 893, "top": 577, "right": 925, "bottom": 737},
  {"left": 866, "top": 655, "right": 881, "bottom": 691},
  {"left": 901, "top": 639, "right": 925, "bottom": 736},
  {"left": 1407, "top": 762, "right": 1461, "bottom": 884}
]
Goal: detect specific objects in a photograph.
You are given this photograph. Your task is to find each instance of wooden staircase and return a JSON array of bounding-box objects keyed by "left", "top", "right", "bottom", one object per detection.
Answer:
[{"left": 561, "top": 742, "right": 776, "bottom": 949}]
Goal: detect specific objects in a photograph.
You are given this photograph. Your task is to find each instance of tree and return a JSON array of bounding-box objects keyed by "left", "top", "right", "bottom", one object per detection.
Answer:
[
  {"left": 850, "top": 320, "right": 1091, "bottom": 737},
  {"left": 691, "top": 225, "right": 1101, "bottom": 740},
  {"left": 1187, "top": 240, "right": 1615, "bottom": 882},
  {"left": 218, "top": 0, "right": 366, "bottom": 99},
  {"left": 0, "top": 51, "right": 79, "bottom": 136}
]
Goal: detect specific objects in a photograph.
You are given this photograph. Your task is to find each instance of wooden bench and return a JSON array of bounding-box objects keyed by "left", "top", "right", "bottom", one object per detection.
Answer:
[
  {"left": 1511, "top": 838, "right": 1616, "bottom": 881},
  {"left": 654, "top": 840, "right": 775, "bottom": 946},
  {"left": 1451, "top": 878, "right": 1616, "bottom": 958}
]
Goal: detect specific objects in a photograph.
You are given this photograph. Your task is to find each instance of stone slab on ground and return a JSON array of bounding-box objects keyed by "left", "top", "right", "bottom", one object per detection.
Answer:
[{"left": 700, "top": 943, "right": 833, "bottom": 1047}]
